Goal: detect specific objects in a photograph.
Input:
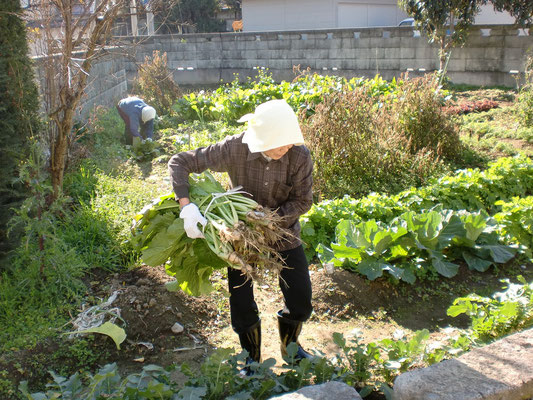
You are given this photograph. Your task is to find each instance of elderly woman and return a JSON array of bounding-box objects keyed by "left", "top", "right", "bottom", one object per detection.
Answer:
[
  {"left": 168, "top": 99, "right": 314, "bottom": 371},
  {"left": 116, "top": 96, "right": 156, "bottom": 145}
]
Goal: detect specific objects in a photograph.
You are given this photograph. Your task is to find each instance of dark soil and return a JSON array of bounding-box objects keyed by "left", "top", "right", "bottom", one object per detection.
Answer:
[{"left": 3, "top": 260, "right": 531, "bottom": 399}]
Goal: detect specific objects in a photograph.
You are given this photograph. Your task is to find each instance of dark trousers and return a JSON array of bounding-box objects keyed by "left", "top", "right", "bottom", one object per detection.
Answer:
[
  {"left": 228, "top": 245, "right": 313, "bottom": 334},
  {"left": 116, "top": 105, "right": 133, "bottom": 145}
]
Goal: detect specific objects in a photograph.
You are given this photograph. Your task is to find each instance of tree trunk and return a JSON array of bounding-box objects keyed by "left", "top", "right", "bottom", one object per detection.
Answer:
[
  {"left": 50, "top": 94, "right": 76, "bottom": 198},
  {"left": 36, "top": 0, "right": 125, "bottom": 199},
  {"left": 50, "top": 120, "right": 70, "bottom": 198},
  {"left": 439, "top": 37, "right": 446, "bottom": 71}
]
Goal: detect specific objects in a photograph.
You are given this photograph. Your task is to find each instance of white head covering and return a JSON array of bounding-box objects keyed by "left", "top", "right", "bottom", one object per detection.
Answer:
[
  {"left": 238, "top": 99, "right": 304, "bottom": 153},
  {"left": 141, "top": 106, "right": 156, "bottom": 123}
]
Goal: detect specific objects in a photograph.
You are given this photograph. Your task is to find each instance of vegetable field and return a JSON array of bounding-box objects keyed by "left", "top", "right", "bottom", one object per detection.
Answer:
[{"left": 1, "top": 69, "right": 532, "bottom": 400}]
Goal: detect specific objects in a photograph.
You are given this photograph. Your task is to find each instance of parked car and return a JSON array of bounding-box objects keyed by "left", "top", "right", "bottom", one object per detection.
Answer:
[{"left": 398, "top": 17, "right": 414, "bottom": 26}]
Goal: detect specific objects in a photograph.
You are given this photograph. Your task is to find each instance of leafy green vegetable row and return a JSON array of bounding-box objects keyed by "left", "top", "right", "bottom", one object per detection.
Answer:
[
  {"left": 172, "top": 71, "right": 405, "bottom": 123},
  {"left": 302, "top": 155, "right": 533, "bottom": 261},
  {"left": 317, "top": 207, "right": 516, "bottom": 282}
]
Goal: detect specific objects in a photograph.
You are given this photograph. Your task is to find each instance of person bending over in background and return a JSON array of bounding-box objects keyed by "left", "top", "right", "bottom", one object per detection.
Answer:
[
  {"left": 168, "top": 99, "right": 314, "bottom": 373},
  {"left": 116, "top": 96, "right": 156, "bottom": 145}
]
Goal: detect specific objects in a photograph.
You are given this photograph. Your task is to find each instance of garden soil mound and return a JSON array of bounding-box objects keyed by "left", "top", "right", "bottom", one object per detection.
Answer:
[{"left": 88, "top": 263, "right": 483, "bottom": 377}]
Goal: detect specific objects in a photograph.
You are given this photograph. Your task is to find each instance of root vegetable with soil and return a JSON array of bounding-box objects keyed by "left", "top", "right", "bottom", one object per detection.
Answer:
[{"left": 131, "top": 171, "right": 294, "bottom": 295}]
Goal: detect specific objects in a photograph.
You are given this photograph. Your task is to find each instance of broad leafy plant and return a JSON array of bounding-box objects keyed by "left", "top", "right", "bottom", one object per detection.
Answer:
[
  {"left": 318, "top": 207, "right": 516, "bottom": 283},
  {"left": 303, "top": 155, "right": 533, "bottom": 262},
  {"left": 448, "top": 276, "right": 533, "bottom": 343}
]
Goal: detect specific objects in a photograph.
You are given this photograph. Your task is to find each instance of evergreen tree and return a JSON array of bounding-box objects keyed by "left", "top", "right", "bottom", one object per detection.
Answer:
[{"left": 0, "top": 0, "right": 40, "bottom": 255}]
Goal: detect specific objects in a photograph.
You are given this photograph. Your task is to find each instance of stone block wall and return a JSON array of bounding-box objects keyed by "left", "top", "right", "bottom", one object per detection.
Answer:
[
  {"left": 32, "top": 52, "right": 129, "bottom": 119},
  {"left": 32, "top": 25, "right": 533, "bottom": 117},
  {"left": 81, "top": 54, "right": 129, "bottom": 118},
  {"left": 123, "top": 25, "right": 531, "bottom": 88}
]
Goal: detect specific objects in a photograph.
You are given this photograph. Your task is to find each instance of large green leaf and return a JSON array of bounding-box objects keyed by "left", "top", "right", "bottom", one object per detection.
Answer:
[
  {"left": 485, "top": 244, "right": 516, "bottom": 264},
  {"left": 357, "top": 259, "right": 391, "bottom": 280},
  {"left": 463, "top": 251, "right": 493, "bottom": 272},
  {"left": 174, "top": 256, "right": 215, "bottom": 296},
  {"left": 135, "top": 212, "right": 177, "bottom": 249},
  {"left": 462, "top": 211, "right": 488, "bottom": 242},
  {"left": 403, "top": 211, "right": 440, "bottom": 250},
  {"left": 431, "top": 255, "right": 459, "bottom": 278},
  {"left": 338, "top": 219, "right": 373, "bottom": 249},
  {"left": 389, "top": 243, "right": 409, "bottom": 259},
  {"left": 142, "top": 218, "right": 187, "bottom": 266},
  {"left": 330, "top": 242, "right": 363, "bottom": 261},
  {"left": 400, "top": 266, "right": 416, "bottom": 284},
  {"left": 373, "top": 230, "right": 394, "bottom": 255},
  {"left": 359, "top": 220, "right": 381, "bottom": 246},
  {"left": 384, "top": 264, "right": 407, "bottom": 281},
  {"left": 498, "top": 301, "right": 519, "bottom": 319},
  {"left": 437, "top": 213, "right": 465, "bottom": 246},
  {"left": 317, "top": 244, "right": 344, "bottom": 267},
  {"left": 447, "top": 301, "right": 471, "bottom": 317},
  {"left": 69, "top": 322, "right": 126, "bottom": 350}
]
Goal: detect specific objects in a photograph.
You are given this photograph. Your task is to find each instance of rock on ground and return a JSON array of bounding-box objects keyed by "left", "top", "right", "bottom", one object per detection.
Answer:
[
  {"left": 393, "top": 328, "right": 533, "bottom": 400},
  {"left": 269, "top": 381, "right": 362, "bottom": 400}
]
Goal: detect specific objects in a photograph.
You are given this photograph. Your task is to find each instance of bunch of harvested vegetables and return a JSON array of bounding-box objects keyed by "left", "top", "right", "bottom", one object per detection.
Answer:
[{"left": 131, "top": 171, "right": 292, "bottom": 296}]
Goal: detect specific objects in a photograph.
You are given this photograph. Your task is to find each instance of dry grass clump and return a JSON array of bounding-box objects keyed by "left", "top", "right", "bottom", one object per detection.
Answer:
[{"left": 301, "top": 74, "right": 461, "bottom": 199}]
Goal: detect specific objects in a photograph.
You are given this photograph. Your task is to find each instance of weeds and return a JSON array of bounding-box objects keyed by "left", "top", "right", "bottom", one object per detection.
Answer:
[
  {"left": 1, "top": 144, "right": 88, "bottom": 351},
  {"left": 302, "top": 74, "right": 458, "bottom": 200},
  {"left": 133, "top": 50, "right": 181, "bottom": 115},
  {"left": 517, "top": 54, "right": 533, "bottom": 127}
]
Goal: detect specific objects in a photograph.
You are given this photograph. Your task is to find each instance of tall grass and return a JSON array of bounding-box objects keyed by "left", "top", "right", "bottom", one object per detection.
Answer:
[
  {"left": 517, "top": 54, "right": 533, "bottom": 128},
  {"left": 302, "top": 75, "right": 459, "bottom": 199},
  {"left": 0, "top": 108, "right": 168, "bottom": 351}
]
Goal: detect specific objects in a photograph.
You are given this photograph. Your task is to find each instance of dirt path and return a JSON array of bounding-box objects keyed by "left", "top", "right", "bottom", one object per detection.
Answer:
[
  {"left": 94, "top": 261, "right": 532, "bottom": 383},
  {"left": 3, "top": 250, "right": 531, "bottom": 399}
]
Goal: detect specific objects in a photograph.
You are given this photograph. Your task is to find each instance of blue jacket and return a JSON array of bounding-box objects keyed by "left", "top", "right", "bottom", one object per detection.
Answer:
[{"left": 117, "top": 97, "right": 154, "bottom": 139}]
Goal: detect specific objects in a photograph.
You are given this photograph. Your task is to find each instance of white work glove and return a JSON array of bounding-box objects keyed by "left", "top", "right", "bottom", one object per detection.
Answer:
[{"left": 179, "top": 203, "right": 207, "bottom": 239}]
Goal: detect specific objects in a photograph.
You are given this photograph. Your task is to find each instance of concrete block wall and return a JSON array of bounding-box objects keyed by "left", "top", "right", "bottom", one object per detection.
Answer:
[
  {"left": 32, "top": 25, "right": 533, "bottom": 117},
  {"left": 81, "top": 54, "right": 129, "bottom": 118},
  {"left": 32, "top": 52, "right": 130, "bottom": 119},
  {"left": 124, "top": 25, "right": 531, "bottom": 88}
]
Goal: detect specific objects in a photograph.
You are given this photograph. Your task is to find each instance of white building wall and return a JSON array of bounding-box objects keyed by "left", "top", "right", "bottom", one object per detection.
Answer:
[
  {"left": 242, "top": 0, "right": 516, "bottom": 31},
  {"left": 475, "top": 4, "right": 515, "bottom": 24},
  {"left": 337, "top": 1, "right": 408, "bottom": 28},
  {"left": 242, "top": 0, "right": 336, "bottom": 31}
]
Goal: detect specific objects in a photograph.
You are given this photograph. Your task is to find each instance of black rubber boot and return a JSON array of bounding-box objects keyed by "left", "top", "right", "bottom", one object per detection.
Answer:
[
  {"left": 238, "top": 319, "right": 261, "bottom": 376},
  {"left": 277, "top": 311, "right": 312, "bottom": 362}
]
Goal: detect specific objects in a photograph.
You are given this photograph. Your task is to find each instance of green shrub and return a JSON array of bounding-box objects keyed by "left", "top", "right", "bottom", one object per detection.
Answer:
[
  {"left": 301, "top": 75, "right": 455, "bottom": 199},
  {"left": 0, "top": 0, "right": 41, "bottom": 252},
  {"left": 133, "top": 50, "right": 181, "bottom": 115},
  {"left": 517, "top": 54, "right": 533, "bottom": 127}
]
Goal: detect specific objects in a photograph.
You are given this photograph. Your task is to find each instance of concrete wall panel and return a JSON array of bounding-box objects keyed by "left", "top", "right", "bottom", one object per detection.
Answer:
[{"left": 33, "top": 24, "right": 533, "bottom": 118}]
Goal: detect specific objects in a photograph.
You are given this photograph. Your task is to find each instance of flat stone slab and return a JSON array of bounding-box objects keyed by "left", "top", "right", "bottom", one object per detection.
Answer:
[
  {"left": 270, "top": 381, "right": 362, "bottom": 400},
  {"left": 393, "top": 328, "right": 533, "bottom": 400}
]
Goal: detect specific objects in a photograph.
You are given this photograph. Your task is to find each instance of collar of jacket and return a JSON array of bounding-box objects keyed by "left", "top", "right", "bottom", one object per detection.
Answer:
[{"left": 246, "top": 150, "right": 290, "bottom": 164}]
